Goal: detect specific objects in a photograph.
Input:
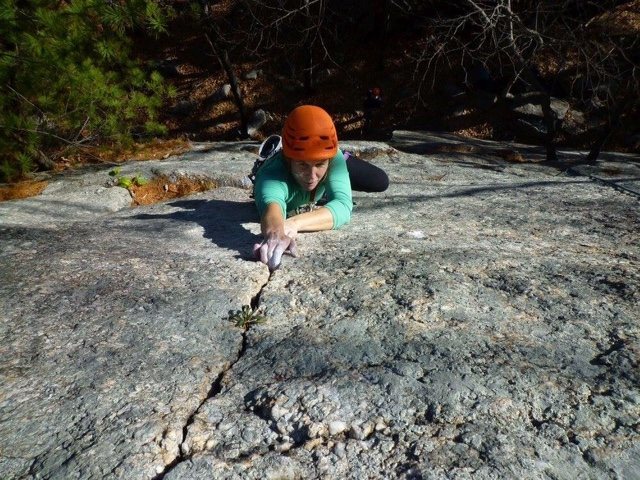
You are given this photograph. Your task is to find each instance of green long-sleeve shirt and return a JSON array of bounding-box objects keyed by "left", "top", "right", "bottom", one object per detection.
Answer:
[{"left": 254, "top": 150, "right": 353, "bottom": 229}]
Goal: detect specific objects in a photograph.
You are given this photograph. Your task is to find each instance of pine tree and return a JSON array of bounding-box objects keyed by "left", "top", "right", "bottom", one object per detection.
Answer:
[{"left": 0, "top": 0, "right": 176, "bottom": 182}]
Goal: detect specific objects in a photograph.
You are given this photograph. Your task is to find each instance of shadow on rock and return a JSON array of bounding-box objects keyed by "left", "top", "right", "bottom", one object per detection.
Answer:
[
  {"left": 133, "top": 199, "right": 261, "bottom": 260},
  {"left": 355, "top": 178, "right": 596, "bottom": 212}
]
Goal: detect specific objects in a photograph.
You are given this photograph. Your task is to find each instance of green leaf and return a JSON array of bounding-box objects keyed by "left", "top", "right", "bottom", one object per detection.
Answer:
[
  {"left": 96, "top": 41, "right": 115, "bottom": 61},
  {"left": 0, "top": 1, "right": 16, "bottom": 24},
  {"left": 117, "top": 176, "right": 133, "bottom": 189},
  {"left": 0, "top": 159, "right": 17, "bottom": 182},
  {"left": 16, "top": 153, "right": 33, "bottom": 173}
]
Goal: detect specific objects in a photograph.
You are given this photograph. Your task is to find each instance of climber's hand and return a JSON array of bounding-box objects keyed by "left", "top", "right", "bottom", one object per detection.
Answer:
[{"left": 253, "top": 231, "right": 298, "bottom": 271}]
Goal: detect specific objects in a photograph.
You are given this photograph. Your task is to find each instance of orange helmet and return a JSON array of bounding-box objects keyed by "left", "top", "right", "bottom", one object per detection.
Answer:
[{"left": 282, "top": 105, "right": 338, "bottom": 161}]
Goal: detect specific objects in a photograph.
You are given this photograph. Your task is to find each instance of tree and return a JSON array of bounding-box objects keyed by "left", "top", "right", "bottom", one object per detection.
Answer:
[
  {"left": 181, "top": 0, "right": 423, "bottom": 138},
  {"left": 0, "top": 0, "right": 175, "bottom": 181},
  {"left": 412, "top": 0, "right": 639, "bottom": 163},
  {"left": 234, "top": 0, "right": 337, "bottom": 92},
  {"left": 211, "top": 0, "right": 399, "bottom": 90},
  {"left": 204, "top": 31, "right": 249, "bottom": 137}
]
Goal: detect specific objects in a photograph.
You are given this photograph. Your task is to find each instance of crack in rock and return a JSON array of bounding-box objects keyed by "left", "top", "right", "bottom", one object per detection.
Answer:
[{"left": 152, "top": 272, "right": 274, "bottom": 479}]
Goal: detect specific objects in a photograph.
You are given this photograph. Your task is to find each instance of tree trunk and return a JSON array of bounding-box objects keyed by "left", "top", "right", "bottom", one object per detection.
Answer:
[
  {"left": 302, "top": 0, "right": 315, "bottom": 94},
  {"left": 502, "top": 0, "right": 558, "bottom": 163},
  {"left": 586, "top": 107, "right": 620, "bottom": 163},
  {"left": 36, "top": 149, "right": 56, "bottom": 170},
  {"left": 372, "top": 0, "right": 391, "bottom": 70},
  {"left": 520, "top": 68, "right": 558, "bottom": 163},
  {"left": 303, "top": 38, "right": 314, "bottom": 93},
  {"left": 586, "top": 130, "right": 609, "bottom": 164},
  {"left": 205, "top": 33, "right": 248, "bottom": 138},
  {"left": 539, "top": 93, "right": 559, "bottom": 163}
]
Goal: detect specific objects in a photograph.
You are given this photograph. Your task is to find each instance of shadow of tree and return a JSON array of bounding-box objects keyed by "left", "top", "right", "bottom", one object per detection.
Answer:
[{"left": 355, "top": 178, "right": 591, "bottom": 211}]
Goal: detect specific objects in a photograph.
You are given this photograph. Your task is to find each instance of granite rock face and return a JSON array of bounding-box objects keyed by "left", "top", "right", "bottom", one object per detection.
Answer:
[
  {"left": 1, "top": 134, "right": 639, "bottom": 479},
  {"left": 1, "top": 182, "right": 269, "bottom": 478}
]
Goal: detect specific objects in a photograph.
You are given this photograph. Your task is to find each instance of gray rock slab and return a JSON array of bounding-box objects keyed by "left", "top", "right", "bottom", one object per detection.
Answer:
[
  {"left": 390, "top": 131, "right": 640, "bottom": 189},
  {"left": 0, "top": 186, "right": 269, "bottom": 478},
  {"left": 0, "top": 145, "right": 259, "bottom": 228},
  {"left": 0, "top": 181, "right": 133, "bottom": 228},
  {"left": 1, "top": 134, "right": 639, "bottom": 479},
  {"left": 569, "top": 158, "right": 640, "bottom": 197},
  {"left": 168, "top": 149, "right": 639, "bottom": 479}
]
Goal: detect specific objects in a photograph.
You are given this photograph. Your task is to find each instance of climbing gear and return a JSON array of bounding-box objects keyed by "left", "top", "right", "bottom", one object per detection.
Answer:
[
  {"left": 251, "top": 134, "right": 282, "bottom": 182},
  {"left": 258, "top": 134, "right": 282, "bottom": 160},
  {"left": 291, "top": 201, "right": 320, "bottom": 216},
  {"left": 282, "top": 105, "right": 338, "bottom": 161},
  {"left": 249, "top": 134, "right": 283, "bottom": 197}
]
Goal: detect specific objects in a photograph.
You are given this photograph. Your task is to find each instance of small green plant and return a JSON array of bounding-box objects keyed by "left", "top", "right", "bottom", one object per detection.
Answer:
[
  {"left": 132, "top": 175, "right": 148, "bottom": 186},
  {"left": 109, "top": 168, "right": 148, "bottom": 190},
  {"left": 228, "top": 305, "right": 267, "bottom": 328},
  {"left": 117, "top": 176, "right": 133, "bottom": 188}
]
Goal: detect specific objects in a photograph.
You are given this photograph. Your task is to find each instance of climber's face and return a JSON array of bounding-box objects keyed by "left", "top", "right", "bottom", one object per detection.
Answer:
[{"left": 289, "top": 158, "right": 330, "bottom": 192}]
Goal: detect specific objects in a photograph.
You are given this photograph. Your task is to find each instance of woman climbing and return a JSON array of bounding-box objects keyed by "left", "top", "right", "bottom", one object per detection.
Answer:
[{"left": 253, "top": 105, "right": 389, "bottom": 270}]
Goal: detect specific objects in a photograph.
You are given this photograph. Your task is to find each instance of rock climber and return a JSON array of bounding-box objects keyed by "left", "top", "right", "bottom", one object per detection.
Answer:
[{"left": 252, "top": 105, "right": 389, "bottom": 271}]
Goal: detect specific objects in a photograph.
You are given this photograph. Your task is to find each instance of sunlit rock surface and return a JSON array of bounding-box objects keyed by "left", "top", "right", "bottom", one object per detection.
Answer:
[{"left": 1, "top": 133, "right": 638, "bottom": 479}]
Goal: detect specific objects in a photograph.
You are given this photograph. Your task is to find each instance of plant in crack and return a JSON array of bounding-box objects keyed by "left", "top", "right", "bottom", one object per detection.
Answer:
[{"left": 228, "top": 305, "right": 266, "bottom": 328}]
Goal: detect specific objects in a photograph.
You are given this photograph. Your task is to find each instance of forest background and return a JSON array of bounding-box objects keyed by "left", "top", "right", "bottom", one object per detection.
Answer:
[{"left": 1, "top": 0, "right": 638, "bottom": 183}]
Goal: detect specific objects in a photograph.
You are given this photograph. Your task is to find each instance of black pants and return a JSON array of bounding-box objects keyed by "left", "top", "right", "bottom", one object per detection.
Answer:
[{"left": 345, "top": 153, "right": 389, "bottom": 193}]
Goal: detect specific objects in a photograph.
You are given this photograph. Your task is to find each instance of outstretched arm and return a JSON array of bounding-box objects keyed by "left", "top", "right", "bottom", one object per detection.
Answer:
[
  {"left": 284, "top": 207, "right": 334, "bottom": 235},
  {"left": 255, "top": 202, "right": 297, "bottom": 271},
  {"left": 261, "top": 202, "right": 286, "bottom": 236}
]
